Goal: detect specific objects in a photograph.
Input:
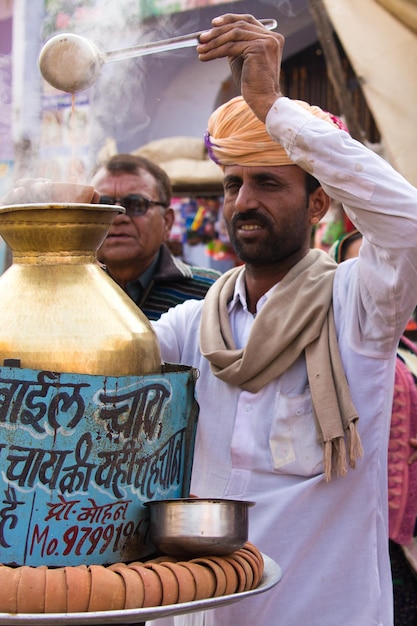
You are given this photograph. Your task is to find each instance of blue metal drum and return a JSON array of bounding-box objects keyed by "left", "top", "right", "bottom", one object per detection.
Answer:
[{"left": 0, "top": 363, "right": 198, "bottom": 567}]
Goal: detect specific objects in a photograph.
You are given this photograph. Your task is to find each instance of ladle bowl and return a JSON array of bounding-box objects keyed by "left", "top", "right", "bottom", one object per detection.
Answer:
[
  {"left": 38, "top": 19, "right": 278, "bottom": 93},
  {"left": 39, "top": 33, "right": 103, "bottom": 93}
]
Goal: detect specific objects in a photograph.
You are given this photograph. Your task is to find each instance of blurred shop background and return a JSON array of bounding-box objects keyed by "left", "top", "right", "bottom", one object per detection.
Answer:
[{"left": 0, "top": 0, "right": 416, "bottom": 272}]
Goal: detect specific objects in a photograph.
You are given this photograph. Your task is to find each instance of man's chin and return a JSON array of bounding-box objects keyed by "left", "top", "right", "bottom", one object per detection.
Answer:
[
  {"left": 233, "top": 245, "right": 265, "bottom": 264},
  {"left": 97, "top": 251, "right": 138, "bottom": 266},
  {"left": 98, "top": 241, "right": 137, "bottom": 256}
]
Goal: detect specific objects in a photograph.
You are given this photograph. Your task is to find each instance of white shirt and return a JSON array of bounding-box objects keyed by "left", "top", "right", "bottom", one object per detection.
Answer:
[{"left": 149, "top": 98, "right": 417, "bottom": 626}]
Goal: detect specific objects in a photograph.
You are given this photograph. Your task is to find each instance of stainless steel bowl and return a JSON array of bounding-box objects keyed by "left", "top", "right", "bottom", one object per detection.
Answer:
[{"left": 145, "top": 498, "right": 255, "bottom": 556}]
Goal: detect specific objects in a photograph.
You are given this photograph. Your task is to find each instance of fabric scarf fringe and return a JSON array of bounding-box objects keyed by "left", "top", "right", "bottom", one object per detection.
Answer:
[{"left": 325, "top": 423, "right": 364, "bottom": 482}]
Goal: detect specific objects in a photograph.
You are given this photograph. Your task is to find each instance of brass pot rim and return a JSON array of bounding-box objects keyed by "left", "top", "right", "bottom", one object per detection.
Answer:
[{"left": 0, "top": 203, "right": 124, "bottom": 214}]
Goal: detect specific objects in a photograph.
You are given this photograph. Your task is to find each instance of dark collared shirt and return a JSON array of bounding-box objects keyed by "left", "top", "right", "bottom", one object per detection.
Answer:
[{"left": 105, "top": 244, "right": 221, "bottom": 320}]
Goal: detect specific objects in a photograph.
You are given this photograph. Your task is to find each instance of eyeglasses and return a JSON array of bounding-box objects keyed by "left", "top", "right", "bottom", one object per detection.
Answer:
[{"left": 98, "top": 194, "right": 168, "bottom": 216}]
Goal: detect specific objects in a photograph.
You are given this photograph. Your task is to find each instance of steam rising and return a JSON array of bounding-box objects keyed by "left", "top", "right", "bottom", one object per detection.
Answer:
[{"left": 4, "top": 0, "right": 293, "bottom": 187}]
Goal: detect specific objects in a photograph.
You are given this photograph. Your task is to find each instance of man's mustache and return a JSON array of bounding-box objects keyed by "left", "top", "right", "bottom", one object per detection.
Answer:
[{"left": 230, "top": 209, "right": 272, "bottom": 230}]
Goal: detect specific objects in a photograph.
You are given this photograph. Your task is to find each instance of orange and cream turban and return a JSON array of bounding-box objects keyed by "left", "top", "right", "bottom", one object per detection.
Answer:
[{"left": 204, "top": 95, "right": 348, "bottom": 168}]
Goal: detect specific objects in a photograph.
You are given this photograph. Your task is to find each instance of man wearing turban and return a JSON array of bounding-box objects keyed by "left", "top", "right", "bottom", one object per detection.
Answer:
[{"left": 150, "top": 14, "right": 417, "bottom": 626}]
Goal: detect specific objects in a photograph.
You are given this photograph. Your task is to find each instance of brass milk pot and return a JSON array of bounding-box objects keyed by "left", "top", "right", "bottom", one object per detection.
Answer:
[{"left": 0, "top": 203, "right": 161, "bottom": 376}]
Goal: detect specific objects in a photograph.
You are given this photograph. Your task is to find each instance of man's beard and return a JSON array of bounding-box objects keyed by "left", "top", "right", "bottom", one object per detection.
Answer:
[{"left": 227, "top": 209, "right": 307, "bottom": 266}]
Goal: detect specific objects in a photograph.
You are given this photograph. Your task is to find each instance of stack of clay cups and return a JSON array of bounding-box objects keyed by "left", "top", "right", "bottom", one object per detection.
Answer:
[{"left": 0, "top": 542, "right": 264, "bottom": 613}]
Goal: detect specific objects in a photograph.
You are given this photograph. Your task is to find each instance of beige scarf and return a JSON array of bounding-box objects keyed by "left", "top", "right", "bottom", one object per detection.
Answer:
[{"left": 200, "top": 248, "right": 363, "bottom": 481}]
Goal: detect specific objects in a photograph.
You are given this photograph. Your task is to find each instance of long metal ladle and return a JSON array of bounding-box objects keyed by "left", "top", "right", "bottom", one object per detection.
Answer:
[{"left": 38, "top": 19, "right": 277, "bottom": 94}]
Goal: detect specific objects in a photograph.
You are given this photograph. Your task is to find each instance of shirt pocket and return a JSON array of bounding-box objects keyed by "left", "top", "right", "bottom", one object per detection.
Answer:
[{"left": 269, "top": 389, "right": 324, "bottom": 477}]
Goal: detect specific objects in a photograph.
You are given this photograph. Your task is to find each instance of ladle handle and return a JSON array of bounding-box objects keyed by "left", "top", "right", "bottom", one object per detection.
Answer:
[{"left": 101, "top": 18, "right": 278, "bottom": 63}]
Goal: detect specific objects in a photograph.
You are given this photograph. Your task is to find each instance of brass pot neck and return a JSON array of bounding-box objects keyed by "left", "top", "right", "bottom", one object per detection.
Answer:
[{"left": 13, "top": 252, "right": 97, "bottom": 265}]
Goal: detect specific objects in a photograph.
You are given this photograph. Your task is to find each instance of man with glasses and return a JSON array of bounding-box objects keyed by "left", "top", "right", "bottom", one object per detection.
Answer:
[{"left": 91, "top": 153, "right": 221, "bottom": 320}]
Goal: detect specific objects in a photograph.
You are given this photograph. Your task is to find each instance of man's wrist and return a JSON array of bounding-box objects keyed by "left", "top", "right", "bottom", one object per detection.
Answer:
[{"left": 251, "top": 94, "right": 282, "bottom": 124}]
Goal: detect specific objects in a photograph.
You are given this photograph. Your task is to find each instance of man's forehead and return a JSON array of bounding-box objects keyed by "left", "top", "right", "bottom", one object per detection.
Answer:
[
  {"left": 223, "top": 163, "right": 303, "bottom": 180},
  {"left": 92, "top": 168, "right": 151, "bottom": 186}
]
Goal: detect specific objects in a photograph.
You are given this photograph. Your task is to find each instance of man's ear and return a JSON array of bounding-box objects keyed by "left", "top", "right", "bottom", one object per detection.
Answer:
[
  {"left": 308, "top": 186, "right": 330, "bottom": 224},
  {"left": 163, "top": 207, "right": 175, "bottom": 240}
]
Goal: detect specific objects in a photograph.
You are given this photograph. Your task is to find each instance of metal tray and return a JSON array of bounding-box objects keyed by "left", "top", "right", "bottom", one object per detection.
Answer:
[{"left": 0, "top": 553, "right": 281, "bottom": 624}]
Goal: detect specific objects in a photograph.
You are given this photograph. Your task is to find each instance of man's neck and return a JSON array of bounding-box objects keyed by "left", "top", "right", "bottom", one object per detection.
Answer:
[
  {"left": 244, "top": 251, "right": 309, "bottom": 313},
  {"left": 105, "top": 253, "right": 160, "bottom": 290}
]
